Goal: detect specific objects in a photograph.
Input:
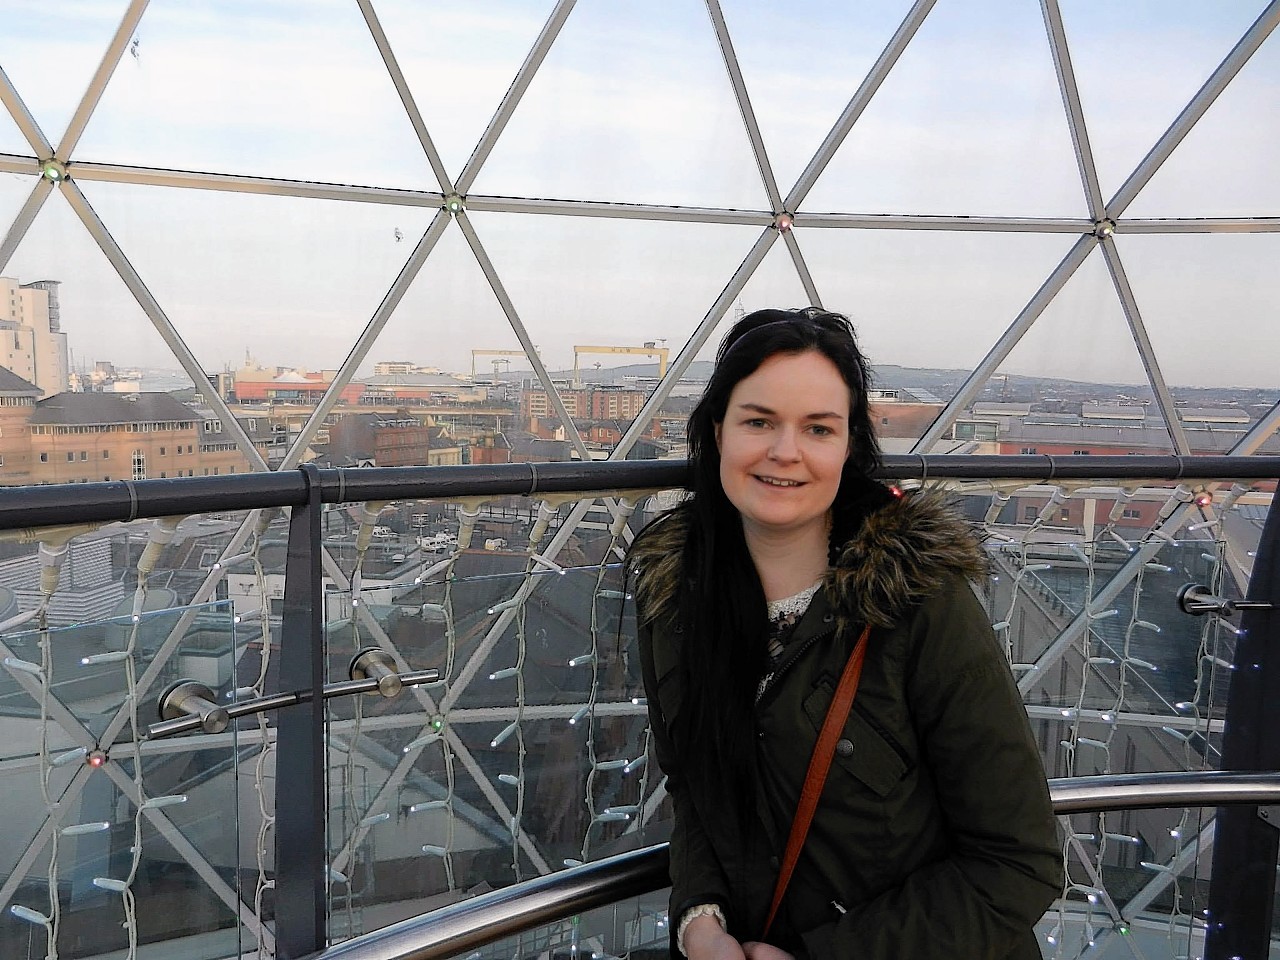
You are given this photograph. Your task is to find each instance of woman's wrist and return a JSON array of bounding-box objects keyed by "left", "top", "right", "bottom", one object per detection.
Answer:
[{"left": 677, "top": 903, "right": 727, "bottom": 955}]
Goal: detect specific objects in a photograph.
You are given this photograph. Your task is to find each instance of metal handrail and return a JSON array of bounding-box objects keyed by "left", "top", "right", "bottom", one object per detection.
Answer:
[
  {"left": 2, "top": 454, "right": 1278, "bottom": 530},
  {"left": 308, "top": 770, "right": 1280, "bottom": 960}
]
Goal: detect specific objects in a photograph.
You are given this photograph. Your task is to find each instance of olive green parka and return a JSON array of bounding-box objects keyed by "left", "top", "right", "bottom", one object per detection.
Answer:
[{"left": 632, "top": 489, "right": 1062, "bottom": 959}]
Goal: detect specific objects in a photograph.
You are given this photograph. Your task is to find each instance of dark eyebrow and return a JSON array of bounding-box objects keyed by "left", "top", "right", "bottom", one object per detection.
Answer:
[{"left": 736, "top": 402, "right": 845, "bottom": 420}]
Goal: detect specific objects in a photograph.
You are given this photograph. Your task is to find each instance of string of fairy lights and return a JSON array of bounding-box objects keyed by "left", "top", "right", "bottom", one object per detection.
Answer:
[
  {"left": 0, "top": 477, "right": 1265, "bottom": 960},
  {"left": 1000, "top": 481, "right": 1251, "bottom": 960}
]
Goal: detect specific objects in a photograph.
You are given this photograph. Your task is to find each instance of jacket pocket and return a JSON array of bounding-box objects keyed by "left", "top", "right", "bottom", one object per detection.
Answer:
[{"left": 801, "top": 678, "right": 908, "bottom": 798}]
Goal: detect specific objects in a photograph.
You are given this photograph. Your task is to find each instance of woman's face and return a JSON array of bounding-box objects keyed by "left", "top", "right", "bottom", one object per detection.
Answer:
[{"left": 715, "top": 350, "right": 852, "bottom": 541}]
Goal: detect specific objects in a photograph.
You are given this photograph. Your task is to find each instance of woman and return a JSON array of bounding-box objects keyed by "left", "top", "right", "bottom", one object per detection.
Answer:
[{"left": 629, "top": 308, "right": 1061, "bottom": 959}]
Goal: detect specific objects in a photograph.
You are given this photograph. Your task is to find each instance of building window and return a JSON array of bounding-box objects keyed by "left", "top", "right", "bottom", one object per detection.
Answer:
[
  {"left": 1060, "top": 509, "right": 1070, "bottom": 521},
  {"left": 1020, "top": 447, "right": 1037, "bottom": 455},
  {"left": 79, "top": 451, "right": 87, "bottom": 461},
  {"left": 132, "top": 449, "right": 146, "bottom": 480},
  {"left": 1122, "top": 508, "right": 1141, "bottom": 519},
  {"left": 159, "top": 446, "right": 166, "bottom": 455},
  {"left": 66, "top": 452, "right": 75, "bottom": 462},
  {"left": 1072, "top": 449, "right": 1091, "bottom": 455},
  {"left": 102, "top": 450, "right": 109, "bottom": 459},
  {"left": 39, "top": 452, "right": 48, "bottom": 462},
  {"left": 1023, "top": 505, "right": 1038, "bottom": 522}
]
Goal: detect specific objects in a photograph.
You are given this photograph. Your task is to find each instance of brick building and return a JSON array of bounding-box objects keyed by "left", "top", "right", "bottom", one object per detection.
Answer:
[
  {"left": 327, "top": 413, "right": 463, "bottom": 467},
  {"left": 16, "top": 392, "right": 255, "bottom": 484},
  {"left": 519, "top": 383, "right": 648, "bottom": 425},
  {"left": 0, "top": 368, "right": 41, "bottom": 482}
]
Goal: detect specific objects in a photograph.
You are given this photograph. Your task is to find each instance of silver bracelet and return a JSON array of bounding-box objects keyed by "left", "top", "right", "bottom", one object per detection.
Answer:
[{"left": 676, "top": 903, "right": 727, "bottom": 955}]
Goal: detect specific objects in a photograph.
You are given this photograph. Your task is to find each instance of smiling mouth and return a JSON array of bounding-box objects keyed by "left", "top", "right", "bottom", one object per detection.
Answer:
[{"left": 755, "top": 476, "right": 803, "bottom": 487}]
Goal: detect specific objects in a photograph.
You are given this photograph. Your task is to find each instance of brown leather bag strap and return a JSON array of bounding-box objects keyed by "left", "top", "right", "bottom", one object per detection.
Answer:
[{"left": 762, "top": 623, "right": 871, "bottom": 939}]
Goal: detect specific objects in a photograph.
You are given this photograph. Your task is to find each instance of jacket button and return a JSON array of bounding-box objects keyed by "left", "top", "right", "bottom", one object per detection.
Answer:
[
  {"left": 835, "top": 738, "right": 854, "bottom": 758},
  {"left": 822, "top": 613, "right": 834, "bottom": 623}
]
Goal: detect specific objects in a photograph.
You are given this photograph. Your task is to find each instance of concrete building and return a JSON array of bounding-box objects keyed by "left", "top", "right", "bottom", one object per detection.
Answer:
[{"left": 0, "top": 277, "right": 69, "bottom": 396}]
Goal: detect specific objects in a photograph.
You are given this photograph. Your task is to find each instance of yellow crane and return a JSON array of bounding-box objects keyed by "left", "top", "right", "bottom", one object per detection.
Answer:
[
  {"left": 470, "top": 349, "right": 527, "bottom": 383},
  {"left": 573, "top": 343, "right": 668, "bottom": 386}
]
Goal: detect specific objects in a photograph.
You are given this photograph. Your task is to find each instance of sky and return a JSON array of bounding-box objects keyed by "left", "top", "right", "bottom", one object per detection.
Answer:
[{"left": 1, "top": 0, "right": 1278, "bottom": 390}]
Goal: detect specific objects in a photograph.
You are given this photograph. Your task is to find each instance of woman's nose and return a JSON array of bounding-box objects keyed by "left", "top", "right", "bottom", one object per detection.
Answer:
[{"left": 768, "top": 429, "right": 800, "bottom": 461}]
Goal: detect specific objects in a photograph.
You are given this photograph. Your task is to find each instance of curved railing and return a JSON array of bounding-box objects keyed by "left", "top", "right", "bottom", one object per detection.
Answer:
[
  {"left": 307, "top": 770, "right": 1280, "bottom": 960},
  {"left": 2, "top": 455, "right": 1274, "bottom": 960}
]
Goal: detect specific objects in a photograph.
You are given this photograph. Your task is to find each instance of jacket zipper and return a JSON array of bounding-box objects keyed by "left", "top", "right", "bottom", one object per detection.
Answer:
[{"left": 755, "top": 625, "right": 836, "bottom": 706}]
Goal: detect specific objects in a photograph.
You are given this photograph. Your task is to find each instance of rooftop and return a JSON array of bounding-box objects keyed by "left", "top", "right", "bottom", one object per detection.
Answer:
[{"left": 30, "top": 391, "right": 198, "bottom": 426}]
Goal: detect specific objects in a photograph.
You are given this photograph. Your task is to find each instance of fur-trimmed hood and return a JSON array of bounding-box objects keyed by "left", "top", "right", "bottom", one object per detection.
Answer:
[{"left": 630, "top": 487, "right": 987, "bottom": 629}]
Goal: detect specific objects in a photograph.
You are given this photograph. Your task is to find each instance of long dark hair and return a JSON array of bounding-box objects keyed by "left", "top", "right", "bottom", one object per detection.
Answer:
[{"left": 637, "top": 307, "right": 890, "bottom": 828}]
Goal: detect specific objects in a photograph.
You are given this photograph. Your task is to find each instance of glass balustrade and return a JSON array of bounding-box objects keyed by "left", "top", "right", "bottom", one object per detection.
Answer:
[
  {"left": 0, "top": 603, "right": 244, "bottom": 960},
  {"left": 0, "top": 466, "right": 1274, "bottom": 959}
]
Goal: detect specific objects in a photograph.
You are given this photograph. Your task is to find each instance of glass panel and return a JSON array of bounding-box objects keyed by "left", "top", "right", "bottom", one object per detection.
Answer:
[
  {"left": 1, "top": 104, "right": 35, "bottom": 156},
  {"left": 719, "top": 0, "right": 917, "bottom": 198},
  {"left": 985, "top": 246, "right": 1164, "bottom": 426},
  {"left": 75, "top": 1, "right": 431, "bottom": 189},
  {"left": 439, "top": 887, "right": 673, "bottom": 960},
  {"left": 1048, "top": 803, "right": 1219, "bottom": 960},
  {"left": 0, "top": 601, "right": 245, "bottom": 960},
  {"left": 801, "top": 0, "right": 1083, "bottom": 217},
  {"left": 1, "top": 189, "right": 216, "bottom": 484},
  {"left": 1123, "top": 19, "right": 1280, "bottom": 219},
  {"left": 0, "top": 172, "right": 36, "bottom": 240},
  {"left": 1059, "top": 2, "right": 1269, "bottom": 207},
  {"left": 1112, "top": 233, "right": 1280, "bottom": 397},
  {"left": 74, "top": 178, "right": 436, "bottom": 386},
  {"left": 980, "top": 483, "right": 1238, "bottom": 784},
  {"left": 319, "top": 506, "right": 668, "bottom": 944},
  {"left": 795, "top": 229, "right": 1078, "bottom": 420},
  {"left": 372, "top": 0, "right": 559, "bottom": 184},
  {"left": 368, "top": 218, "right": 529, "bottom": 374},
  {"left": 471, "top": 212, "right": 762, "bottom": 459},
  {"left": 470, "top": 0, "right": 766, "bottom": 209},
  {"left": 0, "top": 3, "right": 123, "bottom": 153},
  {"left": 689, "top": 238, "right": 813, "bottom": 367}
]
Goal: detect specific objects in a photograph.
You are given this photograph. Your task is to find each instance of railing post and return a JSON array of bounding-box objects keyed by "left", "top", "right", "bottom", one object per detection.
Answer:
[
  {"left": 275, "top": 464, "right": 327, "bottom": 958},
  {"left": 1206, "top": 493, "right": 1280, "bottom": 960}
]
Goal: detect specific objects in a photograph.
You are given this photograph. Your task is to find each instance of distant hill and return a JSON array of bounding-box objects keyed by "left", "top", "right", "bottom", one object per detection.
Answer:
[{"left": 504, "top": 362, "right": 1276, "bottom": 409}]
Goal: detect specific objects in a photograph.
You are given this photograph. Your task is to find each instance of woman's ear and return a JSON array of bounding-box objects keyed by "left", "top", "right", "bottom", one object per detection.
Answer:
[{"left": 714, "top": 421, "right": 722, "bottom": 452}]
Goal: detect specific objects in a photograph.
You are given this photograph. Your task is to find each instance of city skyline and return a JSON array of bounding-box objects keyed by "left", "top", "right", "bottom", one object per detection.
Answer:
[{"left": 2, "top": 1, "right": 1278, "bottom": 401}]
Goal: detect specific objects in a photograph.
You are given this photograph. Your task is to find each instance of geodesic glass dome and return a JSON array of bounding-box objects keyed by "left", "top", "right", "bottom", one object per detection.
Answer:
[
  {"left": 3, "top": 0, "right": 1277, "bottom": 446},
  {"left": 2, "top": 3, "right": 1279, "bottom": 959}
]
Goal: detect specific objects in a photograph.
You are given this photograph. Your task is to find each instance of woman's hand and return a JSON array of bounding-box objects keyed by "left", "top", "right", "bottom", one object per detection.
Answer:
[
  {"left": 683, "top": 914, "right": 748, "bottom": 960},
  {"left": 741, "top": 942, "right": 796, "bottom": 960}
]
